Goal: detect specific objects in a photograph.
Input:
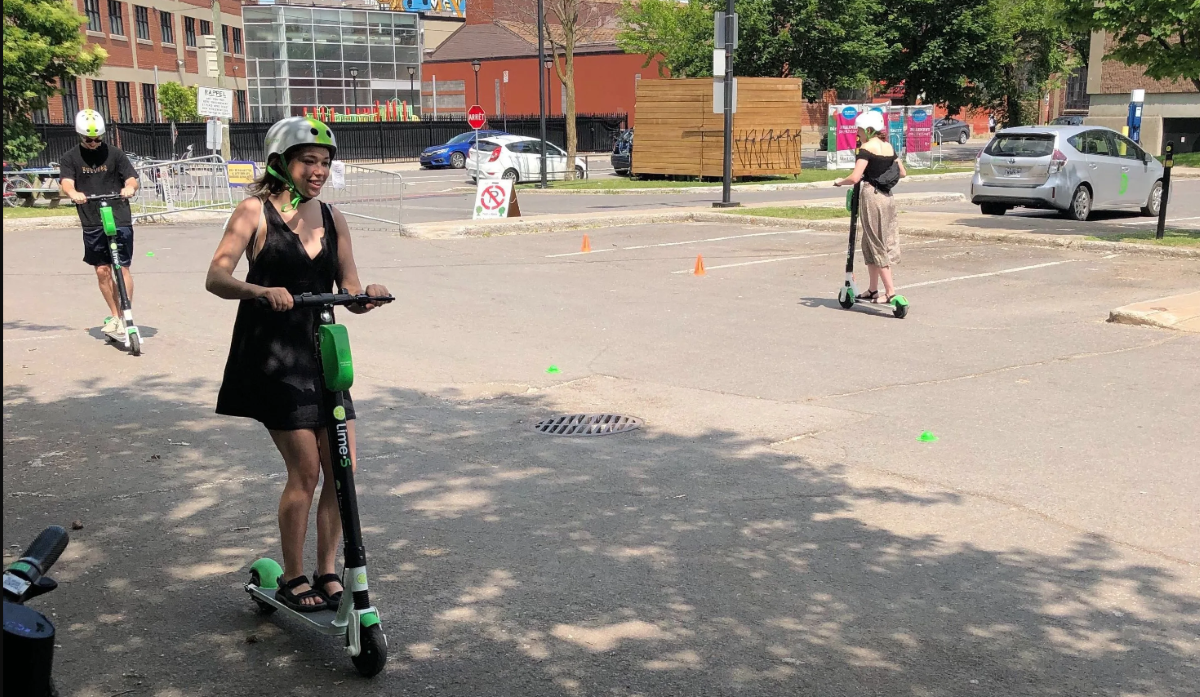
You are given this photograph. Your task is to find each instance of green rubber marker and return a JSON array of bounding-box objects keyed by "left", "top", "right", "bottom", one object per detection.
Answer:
[
  {"left": 546, "top": 365, "right": 560, "bottom": 374},
  {"left": 146, "top": 251, "right": 155, "bottom": 257},
  {"left": 917, "top": 431, "right": 939, "bottom": 442}
]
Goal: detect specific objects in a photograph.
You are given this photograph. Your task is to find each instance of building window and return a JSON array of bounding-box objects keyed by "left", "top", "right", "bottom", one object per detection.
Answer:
[
  {"left": 141, "top": 83, "right": 157, "bottom": 123},
  {"left": 31, "top": 105, "right": 50, "bottom": 124},
  {"left": 236, "top": 90, "right": 248, "bottom": 121},
  {"left": 61, "top": 79, "right": 79, "bottom": 118},
  {"left": 232, "top": 27, "right": 242, "bottom": 54},
  {"left": 185, "top": 16, "right": 196, "bottom": 47},
  {"left": 222, "top": 25, "right": 230, "bottom": 52},
  {"left": 135, "top": 6, "right": 150, "bottom": 40},
  {"left": 116, "top": 82, "right": 133, "bottom": 122},
  {"left": 159, "top": 10, "right": 173, "bottom": 44},
  {"left": 108, "top": 1, "right": 124, "bottom": 36},
  {"left": 200, "top": 19, "right": 211, "bottom": 38},
  {"left": 92, "top": 80, "right": 111, "bottom": 123},
  {"left": 83, "top": 0, "right": 102, "bottom": 32}
]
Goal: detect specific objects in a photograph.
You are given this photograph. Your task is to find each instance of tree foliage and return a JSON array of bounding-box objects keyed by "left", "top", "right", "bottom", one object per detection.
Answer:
[
  {"left": 158, "top": 82, "right": 200, "bottom": 123},
  {"left": 3, "top": 0, "right": 106, "bottom": 163},
  {"left": 1060, "top": 0, "right": 1200, "bottom": 92}
]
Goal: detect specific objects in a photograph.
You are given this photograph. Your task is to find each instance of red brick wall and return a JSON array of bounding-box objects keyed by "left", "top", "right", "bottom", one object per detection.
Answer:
[{"left": 1099, "top": 34, "right": 1196, "bottom": 94}]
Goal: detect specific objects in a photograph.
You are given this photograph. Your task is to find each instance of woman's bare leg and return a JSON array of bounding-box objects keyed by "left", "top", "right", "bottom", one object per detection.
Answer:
[
  {"left": 269, "top": 428, "right": 324, "bottom": 606},
  {"left": 878, "top": 266, "right": 896, "bottom": 297},
  {"left": 866, "top": 264, "right": 882, "bottom": 294}
]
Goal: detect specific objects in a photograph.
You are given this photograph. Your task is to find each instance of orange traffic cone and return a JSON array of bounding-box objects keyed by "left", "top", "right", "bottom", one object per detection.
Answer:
[
  {"left": 693, "top": 254, "right": 706, "bottom": 275},
  {"left": 581, "top": 235, "right": 591, "bottom": 253}
]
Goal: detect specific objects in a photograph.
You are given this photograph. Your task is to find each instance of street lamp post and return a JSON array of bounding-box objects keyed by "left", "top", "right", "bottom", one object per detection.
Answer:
[
  {"left": 536, "top": 0, "right": 547, "bottom": 188},
  {"left": 349, "top": 66, "right": 359, "bottom": 118},
  {"left": 544, "top": 58, "right": 553, "bottom": 117},
  {"left": 471, "top": 59, "right": 481, "bottom": 106},
  {"left": 408, "top": 65, "right": 416, "bottom": 118}
]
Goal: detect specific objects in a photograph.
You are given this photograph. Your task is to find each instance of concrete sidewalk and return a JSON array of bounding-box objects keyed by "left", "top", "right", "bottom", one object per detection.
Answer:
[{"left": 1109, "top": 291, "right": 1200, "bottom": 332}]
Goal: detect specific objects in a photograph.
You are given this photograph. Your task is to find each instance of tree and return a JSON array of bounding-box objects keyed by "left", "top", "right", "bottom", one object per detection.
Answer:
[
  {"left": 616, "top": 0, "right": 712, "bottom": 78},
  {"left": 1060, "top": 0, "right": 1200, "bottom": 92},
  {"left": 980, "top": 0, "right": 1082, "bottom": 127},
  {"left": 3, "top": 0, "right": 105, "bottom": 164},
  {"left": 158, "top": 82, "right": 200, "bottom": 122},
  {"left": 543, "top": 0, "right": 610, "bottom": 180}
]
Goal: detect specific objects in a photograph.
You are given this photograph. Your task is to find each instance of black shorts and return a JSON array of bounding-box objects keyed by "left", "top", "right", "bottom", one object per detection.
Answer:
[{"left": 82, "top": 226, "right": 134, "bottom": 267}]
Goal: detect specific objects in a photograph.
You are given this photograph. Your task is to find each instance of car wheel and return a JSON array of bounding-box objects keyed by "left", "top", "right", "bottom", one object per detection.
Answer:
[
  {"left": 958, "top": 130, "right": 969, "bottom": 144},
  {"left": 1065, "top": 185, "right": 1092, "bottom": 221},
  {"left": 502, "top": 169, "right": 519, "bottom": 182},
  {"left": 980, "top": 203, "right": 1007, "bottom": 216},
  {"left": 575, "top": 165, "right": 586, "bottom": 180},
  {"left": 614, "top": 169, "right": 629, "bottom": 177},
  {"left": 1140, "top": 180, "right": 1162, "bottom": 217},
  {"left": 450, "top": 152, "right": 466, "bottom": 169}
]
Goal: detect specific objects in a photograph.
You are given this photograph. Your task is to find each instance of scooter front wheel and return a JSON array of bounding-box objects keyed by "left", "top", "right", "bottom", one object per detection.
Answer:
[
  {"left": 838, "top": 287, "right": 855, "bottom": 309},
  {"left": 352, "top": 624, "right": 388, "bottom": 677},
  {"left": 128, "top": 331, "right": 142, "bottom": 356}
]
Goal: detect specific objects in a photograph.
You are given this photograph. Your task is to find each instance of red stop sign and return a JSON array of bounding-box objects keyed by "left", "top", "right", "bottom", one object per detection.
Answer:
[{"left": 467, "top": 105, "right": 486, "bottom": 130}]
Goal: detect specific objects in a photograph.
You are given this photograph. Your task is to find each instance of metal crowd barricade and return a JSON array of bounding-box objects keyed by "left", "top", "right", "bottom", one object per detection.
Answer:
[
  {"left": 320, "top": 163, "right": 405, "bottom": 231},
  {"left": 129, "top": 155, "right": 236, "bottom": 220}
]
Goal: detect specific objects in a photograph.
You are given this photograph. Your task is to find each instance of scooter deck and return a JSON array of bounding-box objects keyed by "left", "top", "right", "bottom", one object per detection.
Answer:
[{"left": 246, "top": 584, "right": 347, "bottom": 636}]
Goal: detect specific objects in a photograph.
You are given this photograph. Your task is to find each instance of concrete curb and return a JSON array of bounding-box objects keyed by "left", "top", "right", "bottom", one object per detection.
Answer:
[
  {"left": 504, "top": 171, "right": 973, "bottom": 196},
  {"left": 1108, "top": 291, "right": 1200, "bottom": 332},
  {"left": 399, "top": 192, "right": 966, "bottom": 239}
]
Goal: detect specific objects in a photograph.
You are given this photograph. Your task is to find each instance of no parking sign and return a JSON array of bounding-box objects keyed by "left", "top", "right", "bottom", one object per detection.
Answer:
[{"left": 473, "top": 179, "right": 520, "bottom": 219}]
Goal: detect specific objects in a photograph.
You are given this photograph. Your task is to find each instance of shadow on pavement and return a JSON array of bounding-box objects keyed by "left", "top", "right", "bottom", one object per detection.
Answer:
[{"left": 3, "top": 379, "right": 1198, "bottom": 696}]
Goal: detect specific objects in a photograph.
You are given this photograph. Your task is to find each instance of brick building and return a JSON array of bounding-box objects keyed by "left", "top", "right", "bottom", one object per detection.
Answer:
[
  {"left": 40, "top": 0, "right": 248, "bottom": 124},
  {"left": 421, "top": 0, "right": 663, "bottom": 123},
  {"left": 1083, "top": 31, "right": 1200, "bottom": 155}
]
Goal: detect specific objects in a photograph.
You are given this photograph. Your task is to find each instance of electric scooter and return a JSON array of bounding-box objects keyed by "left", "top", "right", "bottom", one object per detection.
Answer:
[
  {"left": 244, "top": 291, "right": 394, "bottom": 678},
  {"left": 837, "top": 182, "right": 910, "bottom": 319},
  {"left": 3, "top": 525, "right": 70, "bottom": 696},
  {"left": 87, "top": 193, "right": 143, "bottom": 354}
]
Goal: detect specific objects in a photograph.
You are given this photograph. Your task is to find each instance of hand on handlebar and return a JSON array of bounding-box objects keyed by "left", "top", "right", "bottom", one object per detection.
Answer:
[
  {"left": 69, "top": 191, "right": 87, "bottom": 205},
  {"left": 259, "top": 286, "right": 295, "bottom": 312},
  {"left": 348, "top": 284, "right": 390, "bottom": 314},
  {"left": 120, "top": 186, "right": 136, "bottom": 199}
]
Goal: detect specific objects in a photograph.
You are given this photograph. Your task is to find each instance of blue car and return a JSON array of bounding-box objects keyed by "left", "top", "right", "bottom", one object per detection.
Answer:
[{"left": 420, "top": 130, "right": 507, "bottom": 169}]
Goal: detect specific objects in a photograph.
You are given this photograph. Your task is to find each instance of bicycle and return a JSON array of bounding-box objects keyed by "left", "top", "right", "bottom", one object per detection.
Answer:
[
  {"left": 86, "top": 193, "right": 143, "bottom": 355},
  {"left": 3, "top": 525, "right": 70, "bottom": 696}
]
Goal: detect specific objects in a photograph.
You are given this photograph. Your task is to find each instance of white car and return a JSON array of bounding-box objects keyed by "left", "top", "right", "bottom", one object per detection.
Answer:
[{"left": 466, "top": 135, "right": 588, "bottom": 183}]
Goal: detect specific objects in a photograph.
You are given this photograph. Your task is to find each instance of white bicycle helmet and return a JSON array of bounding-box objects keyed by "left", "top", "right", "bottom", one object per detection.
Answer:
[
  {"left": 263, "top": 116, "right": 338, "bottom": 210},
  {"left": 75, "top": 109, "right": 106, "bottom": 137},
  {"left": 854, "top": 109, "right": 886, "bottom": 135}
]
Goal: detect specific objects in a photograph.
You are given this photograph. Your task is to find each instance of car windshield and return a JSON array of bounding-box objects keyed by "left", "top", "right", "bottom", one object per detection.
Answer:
[
  {"left": 985, "top": 134, "right": 1055, "bottom": 158},
  {"left": 446, "top": 133, "right": 477, "bottom": 145}
]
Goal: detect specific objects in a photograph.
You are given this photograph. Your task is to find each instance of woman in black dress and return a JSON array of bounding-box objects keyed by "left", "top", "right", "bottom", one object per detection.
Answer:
[{"left": 205, "top": 117, "right": 388, "bottom": 612}]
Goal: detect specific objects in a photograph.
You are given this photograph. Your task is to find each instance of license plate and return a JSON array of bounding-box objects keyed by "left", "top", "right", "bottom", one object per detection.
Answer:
[
  {"left": 1003, "top": 167, "right": 1023, "bottom": 177},
  {"left": 3, "top": 572, "right": 31, "bottom": 597}
]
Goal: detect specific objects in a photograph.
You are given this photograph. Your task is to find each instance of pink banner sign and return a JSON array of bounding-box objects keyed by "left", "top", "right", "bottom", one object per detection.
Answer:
[
  {"left": 835, "top": 105, "right": 860, "bottom": 152},
  {"left": 906, "top": 107, "right": 934, "bottom": 153}
]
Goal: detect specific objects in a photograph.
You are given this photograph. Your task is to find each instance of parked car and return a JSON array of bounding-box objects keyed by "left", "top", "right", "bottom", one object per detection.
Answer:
[
  {"left": 611, "top": 129, "right": 633, "bottom": 175},
  {"left": 1049, "top": 115, "right": 1085, "bottom": 126},
  {"left": 420, "top": 130, "right": 507, "bottom": 169},
  {"left": 466, "top": 135, "right": 588, "bottom": 183},
  {"left": 933, "top": 117, "right": 972, "bottom": 144},
  {"left": 971, "top": 125, "right": 1164, "bottom": 220}
]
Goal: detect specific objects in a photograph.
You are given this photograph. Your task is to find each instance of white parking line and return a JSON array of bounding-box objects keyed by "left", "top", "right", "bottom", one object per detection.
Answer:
[
  {"left": 546, "top": 229, "right": 822, "bottom": 258},
  {"left": 669, "top": 239, "right": 946, "bottom": 274},
  {"left": 897, "top": 259, "right": 1080, "bottom": 290},
  {"left": 1118, "top": 216, "right": 1200, "bottom": 226}
]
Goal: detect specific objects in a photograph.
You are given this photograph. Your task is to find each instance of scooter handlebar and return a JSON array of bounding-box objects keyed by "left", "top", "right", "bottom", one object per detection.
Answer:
[
  {"left": 84, "top": 193, "right": 126, "bottom": 202},
  {"left": 13, "top": 525, "right": 70, "bottom": 578},
  {"left": 255, "top": 292, "right": 395, "bottom": 309}
]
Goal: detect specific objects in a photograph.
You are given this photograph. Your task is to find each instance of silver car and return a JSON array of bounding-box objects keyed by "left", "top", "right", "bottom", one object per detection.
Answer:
[{"left": 971, "top": 125, "right": 1164, "bottom": 220}]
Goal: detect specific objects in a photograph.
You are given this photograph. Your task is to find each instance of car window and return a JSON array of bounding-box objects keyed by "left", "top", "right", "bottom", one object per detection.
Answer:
[
  {"left": 547, "top": 143, "right": 567, "bottom": 157},
  {"left": 985, "top": 134, "right": 1055, "bottom": 157},
  {"left": 1112, "top": 133, "right": 1144, "bottom": 161},
  {"left": 447, "top": 132, "right": 476, "bottom": 145},
  {"left": 506, "top": 142, "right": 530, "bottom": 154},
  {"left": 1077, "top": 131, "right": 1113, "bottom": 156},
  {"left": 472, "top": 140, "right": 499, "bottom": 151}
]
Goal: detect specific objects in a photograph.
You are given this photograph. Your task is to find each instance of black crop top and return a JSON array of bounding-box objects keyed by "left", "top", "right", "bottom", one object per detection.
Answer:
[{"left": 856, "top": 148, "right": 897, "bottom": 185}]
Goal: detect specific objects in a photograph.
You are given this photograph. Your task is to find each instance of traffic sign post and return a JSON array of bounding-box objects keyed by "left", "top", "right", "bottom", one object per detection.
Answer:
[{"left": 468, "top": 104, "right": 486, "bottom": 176}]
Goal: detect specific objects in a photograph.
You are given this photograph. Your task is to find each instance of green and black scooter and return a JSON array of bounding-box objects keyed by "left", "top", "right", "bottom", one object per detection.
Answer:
[
  {"left": 837, "top": 182, "right": 909, "bottom": 319},
  {"left": 244, "top": 291, "right": 394, "bottom": 678},
  {"left": 87, "top": 193, "right": 143, "bottom": 354}
]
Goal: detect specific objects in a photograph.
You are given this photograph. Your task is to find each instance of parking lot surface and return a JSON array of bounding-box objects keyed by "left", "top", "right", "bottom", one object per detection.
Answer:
[{"left": 4, "top": 216, "right": 1199, "bottom": 695}]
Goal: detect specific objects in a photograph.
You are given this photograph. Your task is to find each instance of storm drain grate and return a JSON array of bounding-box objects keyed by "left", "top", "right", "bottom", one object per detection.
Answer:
[{"left": 534, "top": 414, "right": 643, "bottom": 436}]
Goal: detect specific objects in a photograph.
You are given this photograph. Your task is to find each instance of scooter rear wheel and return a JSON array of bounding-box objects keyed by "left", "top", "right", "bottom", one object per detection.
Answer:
[
  {"left": 352, "top": 624, "right": 388, "bottom": 677},
  {"left": 248, "top": 568, "right": 278, "bottom": 615},
  {"left": 838, "top": 288, "right": 855, "bottom": 309},
  {"left": 129, "top": 332, "right": 142, "bottom": 356}
]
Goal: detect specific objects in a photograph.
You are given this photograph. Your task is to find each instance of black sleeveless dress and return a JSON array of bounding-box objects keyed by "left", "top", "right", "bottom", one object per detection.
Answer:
[{"left": 215, "top": 199, "right": 355, "bottom": 431}]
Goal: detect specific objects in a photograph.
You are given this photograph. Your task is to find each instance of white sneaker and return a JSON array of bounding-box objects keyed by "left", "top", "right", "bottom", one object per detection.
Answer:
[{"left": 102, "top": 316, "right": 120, "bottom": 334}]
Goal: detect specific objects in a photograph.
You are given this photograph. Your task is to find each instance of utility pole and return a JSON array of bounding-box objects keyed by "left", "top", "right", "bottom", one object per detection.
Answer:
[
  {"left": 715, "top": 0, "right": 736, "bottom": 208},
  {"left": 212, "top": 1, "right": 230, "bottom": 160},
  {"left": 536, "top": 0, "right": 547, "bottom": 188}
]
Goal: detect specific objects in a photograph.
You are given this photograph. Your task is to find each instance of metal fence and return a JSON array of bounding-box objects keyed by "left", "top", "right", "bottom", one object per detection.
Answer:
[
  {"left": 129, "top": 155, "right": 236, "bottom": 219},
  {"left": 317, "top": 162, "right": 406, "bottom": 231},
  {"left": 20, "top": 114, "right": 628, "bottom": 167}
]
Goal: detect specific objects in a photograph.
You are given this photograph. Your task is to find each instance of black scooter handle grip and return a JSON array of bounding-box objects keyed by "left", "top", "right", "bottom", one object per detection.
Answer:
[
  {"left": 13, "top": 526, "right": 69, "bottom": 578},
  {"left": 254, "top": 293, "right": 395, "bottom": 309}
]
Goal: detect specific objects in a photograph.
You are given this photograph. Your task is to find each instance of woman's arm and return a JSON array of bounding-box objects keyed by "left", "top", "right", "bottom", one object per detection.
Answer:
[
  {"left": 834, "top": 158, "right": 869, "bottom": 187},
  {"left": 329, "top": 205, "right": 388, "bottom": 313},
  {"left": 898, "top": 158, "right": 907, "bottom": 179},
  {"left": 205, "top": 198, "right": 292, "bottom": 310}
]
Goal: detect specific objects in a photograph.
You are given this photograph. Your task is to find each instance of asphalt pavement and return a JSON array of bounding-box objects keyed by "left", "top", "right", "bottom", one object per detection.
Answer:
[{"left": 3, "top": 214, "right": 1198, "bottom": 695}]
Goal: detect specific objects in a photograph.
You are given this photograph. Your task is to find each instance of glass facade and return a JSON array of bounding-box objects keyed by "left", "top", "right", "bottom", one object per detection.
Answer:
[{"left": 243, "top": 6, "right": 422, "bottom": 121}]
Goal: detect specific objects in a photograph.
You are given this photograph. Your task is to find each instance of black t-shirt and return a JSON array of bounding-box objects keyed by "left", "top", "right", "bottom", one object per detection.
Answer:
[{"left": 59, "top": 144, "right": 137, "bottom": 229}]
